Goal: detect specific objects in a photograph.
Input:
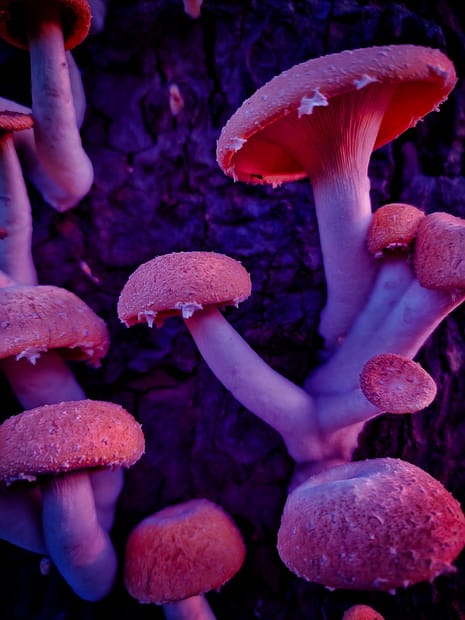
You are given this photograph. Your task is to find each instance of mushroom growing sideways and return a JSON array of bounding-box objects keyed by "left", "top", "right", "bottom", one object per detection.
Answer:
[
  {"left": 117, "top": 251, "right": 436, "bottom": 479},
  {"left": 277, "top": 458, "right": 465, "bottom": 591},
  {"left": 0, "top": 0, "right": 94, "bottom": 210},
  {"left": 0, "top": 399, "right": 145, "bottom": 601},
  {"left": 216, "top": 45, "right": 457, "bottom": 352},
  {"left": 124, "top": 498, "right": 246, "bottom": 619}
]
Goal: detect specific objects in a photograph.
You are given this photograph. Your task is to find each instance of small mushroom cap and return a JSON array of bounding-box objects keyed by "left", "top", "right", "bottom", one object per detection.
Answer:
[
  {"left": 216, "top": 45, "right": 456, "bottom": 185},
  {"left": 367, "top": 203, "right": 425, "bottom": 257},
  {"left": 0, "top": 399, "right": 145, "bottom": 482},
  {"left": 117, "top": 251, "right": 252, "bottom": 327},
  {"left": 277, "top": 457, "right": 465, "bottom": 591},
  {"left": 360, "top": 352, "right": 437, "bottom": 413},
  {"left": 0, "top": 0, "right": 91, "bottom": 50},
  {"left": 414, "top": 211, "right": 465, "bottom": 290},
  {"left": 124, "top": 498, "right": 246, "bottom": 604},
  {"left": 0, "top": 284, "right": 109, "bottom": 365},
  {"left": 0, "top": 109, "right": 34, "bottom": 132},
  {"left": 342, "top": 604, "right": 385, "bottom": 620}
]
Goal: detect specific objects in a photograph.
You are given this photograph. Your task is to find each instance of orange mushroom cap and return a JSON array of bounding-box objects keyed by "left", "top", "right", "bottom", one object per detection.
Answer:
[
  {"left": 0, "top": 399, "right": 145, "bottom": 482},
  {"left": 117, "top": 251, "right": 252, "bottom": 327},
  {"left": 367, "top": 203, "right": 425, "bottom": 257},
  {"left": 342, "top": 604, "right": 385, "bottom": 620},
  {"left": 0, "top": 110, "right": 34, "bottom": 132},
  {"left": 359, "top": 352, "right": 437, "bottom": 413},
  {"left": 124, "top": 498, "right": 246, "bottom": 605},
  {"left": 0, "top": 284, "right": 109, "bottom": 365},
  {"left": 277, "top": 457, "right": 465, "bottom": 591},
  {"left": 216, "top": 45, "right": 456, "bottom": 185},
  {"left": 0, "top": 0, "right": 91, "bottom": 50}
]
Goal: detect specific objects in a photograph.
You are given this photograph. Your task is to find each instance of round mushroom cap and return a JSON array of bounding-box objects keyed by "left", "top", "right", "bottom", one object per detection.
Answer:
[
  {"left": 414, "top": 211, "right": 465, "bottom": 290},
  {"left": 0, "top": 0, "right": 91, "bottom": 50},
  {"left": 0, "top": 110, "right": 33, "bottom": 132},
  {"left": 360, "top": 352, "right": 437, "bottom": 413},
  {"left": 117, "top": 251, "right": 252, "bottom": 327},
  {"left": 124, "top": 498, "right": 246, "bottom": 604},
  {"left": 0, "top": 284, "right": 109, "bottom": 365},
  {"left": 0, "top": 399, "right": 145, "bottom": 482},
  {"left": 367, "top": 203, "right": 425, "bottom": 257},
  {"left": 217, "top": 45, "right": 456, "bottom": 185},
  {"left": 277, "top": 457, "right": 465, "bottom": 591},
  {"left": 342, "top": 604, "right": 385, "bottom": 620}
]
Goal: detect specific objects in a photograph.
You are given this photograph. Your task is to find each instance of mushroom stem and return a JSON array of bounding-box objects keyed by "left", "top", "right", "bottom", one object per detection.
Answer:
[
  {"left": 0, "top": 485, "right": 45, "bottom": 553},
  {"left": 306, "top": 277, "right": 464, "bottom": 396},
  {"left": 163, "top": 595, "right": 216, "bottom": 620},
  {"left": 89, "top": 467, "right": 124, "bottom": 531},
  {"left": 0, "top": 128, "right": 36, "bottom": 284},
  {"left": 26, "top": 4, "right": 94, "bottom": 210},
  {"left": 41, "top": 469, "right": 118, "bottom": 601}
]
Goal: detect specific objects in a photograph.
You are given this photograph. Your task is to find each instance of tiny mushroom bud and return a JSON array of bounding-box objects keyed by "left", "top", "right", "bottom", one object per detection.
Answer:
[
  {"left": 342, "top": 604, "right": 385, "bottom": 620},
  {"left": 124, "top": 498, "right": 246, "bottom": 619},
  {"left": 216, "top": 45, "right": 457, "bottom": 351},
  {"left": 0, "top": 399, "right": 145, "bottom": 601},
  {"left": 277, "top": 458, "right": 465, "bottom": 591},
  {"left": 0, "top": 0, "right": 94, "bottom": 210}
]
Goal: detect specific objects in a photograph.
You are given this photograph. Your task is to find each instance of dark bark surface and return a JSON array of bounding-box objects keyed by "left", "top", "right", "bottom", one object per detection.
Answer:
[{"left": 1, "top": 1, "right": 465, "bottom": 618}]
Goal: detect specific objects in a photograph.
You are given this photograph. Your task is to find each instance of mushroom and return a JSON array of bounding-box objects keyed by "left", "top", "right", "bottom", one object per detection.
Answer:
[
  {"left": 305, "top": 210, "right": 465, "bottom": 397},
  {"left": 277, "top": 458, "right": 465, "bottom": 591},
  {"left": 124, "top": 498, "right": 245, "bottom": 619},
  {"left": 182, "top": 0, "right": 202, "bottom": 19},
  {"left": 0, "top": 0, "right": 94, "bottom": 210},
  {"left": 216, "top": 45, "right": 457, "bottom": 352},
  {"left": 342, "top": 605, "right": 385, "bottom": 620},
  {"left": 0, "top": 282, "right": 109, "bottom": 408},
  {"left": 0, "top": 399, "right": 145, "bottom": 601},
  {"left": 0, "top": 110, "right": 36, "bottom": 284},
  {"left": 118, "top": 251, "right": 434, "bottom": 479}
]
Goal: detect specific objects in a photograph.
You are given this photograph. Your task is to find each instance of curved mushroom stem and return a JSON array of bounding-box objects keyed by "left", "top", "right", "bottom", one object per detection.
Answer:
[
  {"left": 89, "top": 467, "right": 124, "bottom": 531},
  {"left": 0, "top": 485, "right": 45, "bottom": 553},
  {"left": 88, "top": 0, "right": 111, "bottom": 35},
  {"left": 26, "top": 3, "right": 94, "bottom": 210},
  {"left": 163, "top": 595, "right": 216, "bottom": 620},
  {"left": 0, "top": 53, "right": 88, "bottom": 211},
  {"left": 306, "top": 277, "right": 464, "bottom": 396},
  {"left": 41, "top": 469, "right": 118, "bottom": 601},
  {"left": 0, "top": 128, "right": 37, "bottom": 284}
]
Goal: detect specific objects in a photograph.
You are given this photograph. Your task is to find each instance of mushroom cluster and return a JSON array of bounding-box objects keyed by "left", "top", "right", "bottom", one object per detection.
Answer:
[{"left": 0, "top": 8, "right": 464, "bottom": 617}]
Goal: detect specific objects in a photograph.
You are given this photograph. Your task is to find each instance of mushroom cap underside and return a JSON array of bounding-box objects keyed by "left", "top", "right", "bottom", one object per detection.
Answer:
[
  {"left": 0, "top": 399, "right": 145, "bottom": 481},
  {"left": 117, "top": 251, "right": 252, "bottom": 327},
  {"left": 277, "top": 457, "right": 465, "bottom": 591},
  {"left": 0, "top": 284, "right": 109, "bottom": 365},
  {"left": 216, "top": 45, "right": 456, "bottom": 185},
  {"left": 0, "top": 0, "right": 91, "bottom": 50},
  {"left": 124, "top": 498, "right": 246, "bottom": 604}
]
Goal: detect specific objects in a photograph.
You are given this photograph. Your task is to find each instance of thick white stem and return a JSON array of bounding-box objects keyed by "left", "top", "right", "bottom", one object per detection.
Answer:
[
  {"left": 163, "top": 595, "right": 216, "bottom": 620},
  {"left": 28, "top": 14, "right": 93, "bottom": 209},
  {"left": 41, "top": 470, "right": 117, "bottom": 601},
  {"left": 89, "top": 467, "right": 124, "bottom": 531},
  {"left": 307, "top": 277, "right": 463, "bottom": 396},
  {"left": 0, "top": 132, "right": 37, "bottom": 285},
  {"left": 184, "top": 307, "right": 321, "bottom": 462}
]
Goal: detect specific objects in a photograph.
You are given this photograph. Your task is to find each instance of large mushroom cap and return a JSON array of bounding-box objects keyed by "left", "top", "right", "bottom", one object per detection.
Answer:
[
  {"left": 124, "top": 498, "right": 246, "bottom": 604},
  {"left": 277, "top": 457, "right": 465, "bottom": 591},
  {"left": 0, "top": 0, "right": 91, "bottom": 50},
  {"left": 360, "top": 352, "right": 437, "bottom": 413},
  {"left": 216, "top": 45, "right": 456, "bottom": 185},
  {"left": 117, "top": 251, "right": 252, "bottom": 327},
  {"left": 0, "top": 399, "right": 145, "bottom": 482},
  {"left": 414, "top": 211, "right": 465, "bottom": 290},
  {"left": 0, "top": 284, "right": 109, "bottom": 365}
]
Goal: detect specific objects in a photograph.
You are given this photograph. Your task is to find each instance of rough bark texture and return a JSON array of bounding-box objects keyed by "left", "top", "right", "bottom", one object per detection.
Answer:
[{"left": 0, "top": 1, "right": 465, "bottom": 618}]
